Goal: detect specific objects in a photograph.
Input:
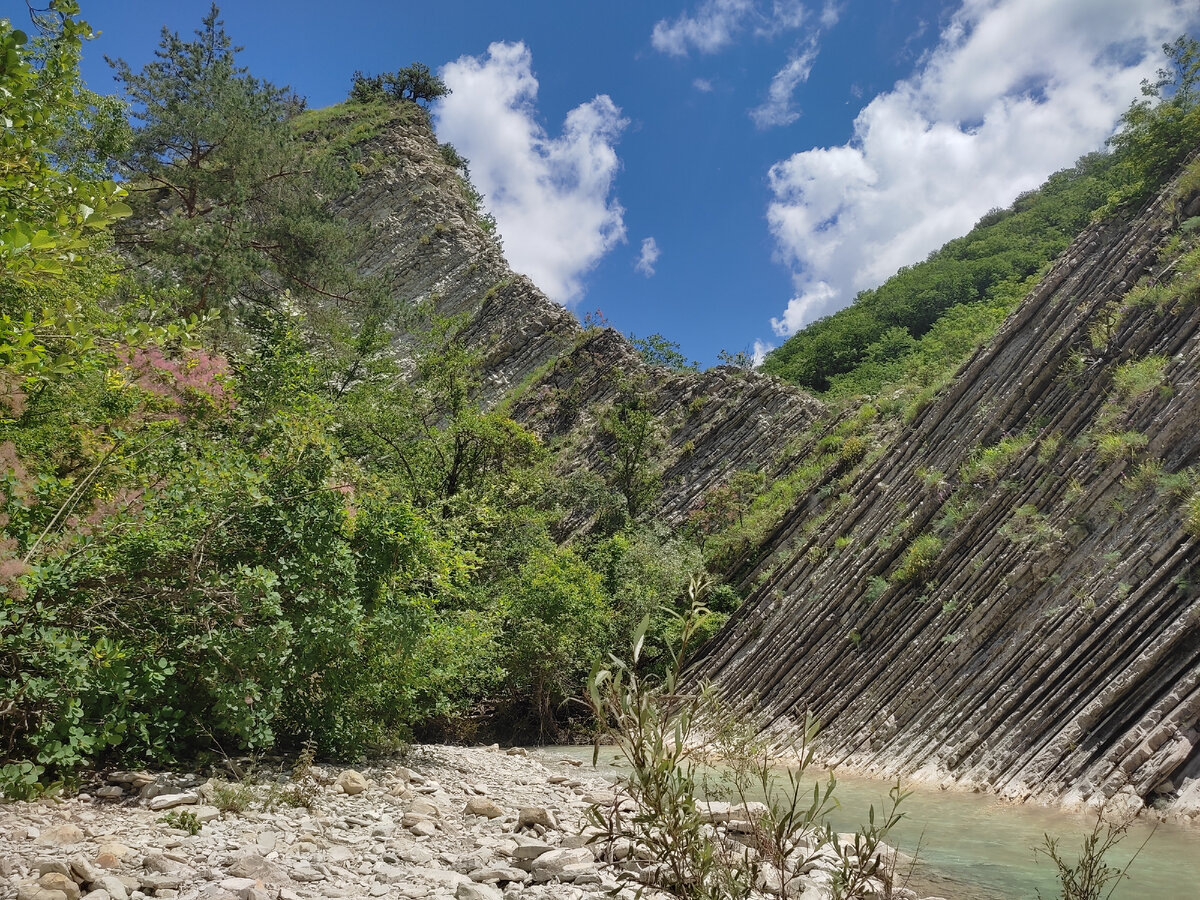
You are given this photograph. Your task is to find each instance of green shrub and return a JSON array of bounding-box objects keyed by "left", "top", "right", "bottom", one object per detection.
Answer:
[
  {"left": 1111, "top": 355, "right": 1169, "bottom": 400},
  {"left": 894, "top": 534, "right": 944, "bottom": 584},
  {"left": 160, "top": 809, "right": 202, "bottom": 835}
]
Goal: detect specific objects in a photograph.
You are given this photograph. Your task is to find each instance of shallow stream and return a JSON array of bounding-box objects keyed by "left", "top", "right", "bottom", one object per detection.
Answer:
[{"left": 535, "top": 746, "right": 1200, "bottom": 899}]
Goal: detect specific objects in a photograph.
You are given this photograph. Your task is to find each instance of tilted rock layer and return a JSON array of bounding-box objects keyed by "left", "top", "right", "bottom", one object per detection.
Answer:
[
  {"left": 346, "top": 113, "right": 1199, "bottom": 819},
  {"left": 698, "top": 163, "right": 1200, "bottom": 821}
]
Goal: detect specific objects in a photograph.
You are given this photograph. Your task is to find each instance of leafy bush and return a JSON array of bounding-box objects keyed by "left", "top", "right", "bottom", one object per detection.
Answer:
[{"left": 893, "top": 534, "right": 944, "bottom": 584}]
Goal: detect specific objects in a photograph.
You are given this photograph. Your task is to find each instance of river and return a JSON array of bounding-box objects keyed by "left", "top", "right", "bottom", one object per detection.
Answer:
[{"left": 534, "top": 746, "right": 1200, "bottom": 899}]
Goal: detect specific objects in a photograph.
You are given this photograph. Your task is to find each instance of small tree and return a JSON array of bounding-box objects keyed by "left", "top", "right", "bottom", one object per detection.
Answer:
[
  {"left": 601, "top": 376, "right": 666, "bottom": 521},
  {"left": 349, "top": 62, "right": 450, "bottom": 107}
]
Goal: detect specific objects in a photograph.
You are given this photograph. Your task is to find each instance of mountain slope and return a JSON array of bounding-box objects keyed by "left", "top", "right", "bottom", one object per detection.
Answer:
[{"left": 695, "top": 156, "right": 1200, "bottom": 821}]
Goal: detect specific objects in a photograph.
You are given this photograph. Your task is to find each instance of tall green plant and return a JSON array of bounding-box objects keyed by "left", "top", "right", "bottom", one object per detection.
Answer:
[{"left": 587, "top": 575, "right": 908, "bottom": 900}]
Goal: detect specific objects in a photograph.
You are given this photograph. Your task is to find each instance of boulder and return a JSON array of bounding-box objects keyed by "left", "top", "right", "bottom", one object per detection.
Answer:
[
  {"left": 35, "top": 825, "right": 84, "bottom": 847},
  {"left": 518, "top": 807, "right": 556, "bottom": 829},
  {"left": 465, "top": 797, "right": 505, "bottom": 819},
  {"left": 335, "top": 769, "right": 368, "bottom": 795}
]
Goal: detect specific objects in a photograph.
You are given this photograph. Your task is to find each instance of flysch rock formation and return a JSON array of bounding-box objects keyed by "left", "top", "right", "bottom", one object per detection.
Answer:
[
  {"left": 334, "top": 112, "right": 823, "bottom": 529},
  {"left": 696, "top": 158, "right": 1200, "bottom": 822},
  {"left": 330, "top": 108, "right": 1200, "bottom": 821}
]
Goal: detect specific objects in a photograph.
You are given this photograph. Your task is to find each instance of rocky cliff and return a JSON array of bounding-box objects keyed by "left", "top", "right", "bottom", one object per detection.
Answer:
[
  {"left": 338, "top": 112, "right": 823, "bottom": 528},
  {"left": 697, "top": 158, "right": 1200, "bottom": 822},
  {"left": 341, "top": 109, "right": 1200, "bottom": 821}
]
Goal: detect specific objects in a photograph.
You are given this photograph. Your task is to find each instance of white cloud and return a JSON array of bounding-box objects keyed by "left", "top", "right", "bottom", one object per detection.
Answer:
[
  {"left": 693, "top": 77, "right": 716, "bottom": 92},
  {"left": 652, "top": 0, "right": 756, "bottom": 56},
  {"left": 635, "top": 237, "right": 661, "bottom": 276},
  {"left": 750, "top": 33, "right": 820, "bottom": 128},
  {"left": 651, "top": 0, "right": 812, "bottom": 56},
  {"left": 435, "top": 42, "right": 628, "bottom": 304},
  {"left": 752, "top": 338, "right": 774, "bottom": 366},
  {"left": 766, "top": 0, "right": 1198, "bottom": 336}
]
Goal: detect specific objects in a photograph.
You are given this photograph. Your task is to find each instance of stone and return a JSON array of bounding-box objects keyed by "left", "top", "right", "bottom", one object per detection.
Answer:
[
  {"left": 465, "top": 798, "right": 504, "bottom": 819},
  {"left": 409, "top": 797, "right": 440, "bottom": 817},
  {"left": 69, "top": 855, "right": 101, "bottom": 884},
  {"left": 38, "top": 873, "right": 81, "bottom": 900},
  {"left": 335, "top": 770, "right": 368, "bottom": 796},
  {"left": 97, "top": 843, "right": 131, "bottom": 862},
  {"left": 530, "top": 847, "right": 595, "bottom": 882},
  {"left": 510, "top": 835, "right": 554, "bottom": 860},
  {"left": 469, "top": 866, "right": 528, "bottom": 884},
  {"left": 409, "top": 819, "right": 438, "bottom": 837},
  {"left": 289, "top": 862, "right": 325, "bottom": 883},
  {"left": 138, "top": 874, "right": 182, "bottom": 893},
  {"left": 35, "top": 825, "right": 84, "bottom": 846},
  {"left": 92, "top": 853, "right": 120, "bottom": 871},
  {"left": 217, "top": 878, "right": 257, "bottom": 900},
  {"left": 227, "top": 854, "right": 286, "bottom": 883},
  {"left": 17, "top": 883, "right": 69, "bottom": 900},
  {"left": 95, "top": 786, "right": 125, "bottom": 800},
  {"left": 456, "top": 883, "right": 503, "bottom": 900},
  {"left": 96, "top": 878, "right": 129, "bottom": 900},
  {"left": 517, "top": 807, "right": 556, "bottom": 829},
  {"left": 146, "top": 793, "right": 198, "bottom": 811},
  {"left": 35, "top": 859, "right": 72, "bottom": 878}
]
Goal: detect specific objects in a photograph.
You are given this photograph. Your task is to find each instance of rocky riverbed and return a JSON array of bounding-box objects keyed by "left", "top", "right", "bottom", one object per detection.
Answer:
[{"left": 1, "top": 745, "right": 950, "bottom": 900}]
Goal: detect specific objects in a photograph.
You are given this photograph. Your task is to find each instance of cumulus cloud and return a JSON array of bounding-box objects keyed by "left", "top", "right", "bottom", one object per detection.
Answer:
[
  {"left": 693, "top": 77, "right": 716, "bottom": 92},
  {"left": 435, "top": 42, "right": 628, "bottom": 304},
  {"left": 635, "top": 237, "right": 661, "bottom": 276},
  {"left": 750, "top": 33, "right": 820, "bottom": 128},
  {"left": 767, "top": 0, "right": 1198, "bottom": 336}
]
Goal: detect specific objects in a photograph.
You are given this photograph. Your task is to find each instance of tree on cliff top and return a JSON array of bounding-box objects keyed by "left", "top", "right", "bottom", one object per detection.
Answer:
[{"left": 108, "top": 4, "right": 354, "bottom": 315}]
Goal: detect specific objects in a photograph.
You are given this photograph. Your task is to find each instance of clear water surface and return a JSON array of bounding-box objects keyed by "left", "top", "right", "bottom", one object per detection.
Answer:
[{"left": 534, "top": 746, "right": 1200, "bottom": 900}]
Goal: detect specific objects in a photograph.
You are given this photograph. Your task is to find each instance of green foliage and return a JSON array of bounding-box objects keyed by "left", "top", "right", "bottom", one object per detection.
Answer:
[
  {"left": 1183, "top": 488, "right": 1200, "bottom": 538},
  {"left": 762, "top": 153, "right": 1116, "bottom": 393},
  {"left": 601, "top": 376, "right": 666, "bottom": 521},
  {"left": 502, "top": 544, "right": 612, "bottom": 737},
  {"left": 1096, "top": 430, "right": 1148, "bottom": 463},
  {"left": 160, "top": 809, "right": 202, "bottom": 834},
  {"left": 108, "top": 4, "right": 358, "bottom": 315},
  {"left": 1102, "top": 36, "right": 1200, "bottom": 214},
  {"left": 960, "top": 433, "right": 1033, "bottom": 484},
  {"left": 893, "top": 534, "right": 943, "bottom": 585},
  {"left": 1111, "top": 354, "right": 1169, "bottom": 400},
  {"left": 349, "top": 63, "right": 450, "bottom": 106},
  {"left": 1034, "top": 813, "right": 1145, "bottom": 900},
  {"left": 629, "top": 332, "right": 699, "bottom": 371},
  {"left": 0, "top": 1, "right": 131, "bottom": 286},
  {"left": 587, "top": 578, "right": 908, "bottom": 900},
  {"left": 765, "top": 37, "right": 1200, "bottom": 402}
]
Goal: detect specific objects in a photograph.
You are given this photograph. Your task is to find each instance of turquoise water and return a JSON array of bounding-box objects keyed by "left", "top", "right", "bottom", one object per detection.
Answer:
[{"left": 535, "top": 746, "right": 1200, "bottom": 900}]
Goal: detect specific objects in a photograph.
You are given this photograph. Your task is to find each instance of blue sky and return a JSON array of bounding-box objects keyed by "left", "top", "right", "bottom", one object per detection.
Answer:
[{"left": 44, "top": 0, "right": 1200, "bottom": 366}]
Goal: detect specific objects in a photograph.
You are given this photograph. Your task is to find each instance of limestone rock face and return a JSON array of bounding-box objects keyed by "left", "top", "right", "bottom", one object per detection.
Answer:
[
  {"left": 696, "top": 159, "right": 1200, "bottom": 820},
  {"left": 338, "top": 114, "right": 825, "bottom": 536},
  {"left": 337, "top": 113, "right": 1200, "bottom": 818}
]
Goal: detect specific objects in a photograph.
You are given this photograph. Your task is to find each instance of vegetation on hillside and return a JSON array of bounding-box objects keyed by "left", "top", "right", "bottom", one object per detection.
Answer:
[
  {"left": 0, "top": 2, "right": 716, "bottom": 794},
  {"left": 762, "top": 37, "right": 1200, "bottom": 407}
]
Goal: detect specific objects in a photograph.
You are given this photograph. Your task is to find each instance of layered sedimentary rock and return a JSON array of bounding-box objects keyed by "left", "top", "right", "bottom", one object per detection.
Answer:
[
  {"left": 698, "top": 163, "right": 1200, "bottom": 820},
  {"left": 340, "top": 114, "right": 823, "bottom": 526},
  {"left": 344, "top": 111, "right": 1200, "bottom": 819}
]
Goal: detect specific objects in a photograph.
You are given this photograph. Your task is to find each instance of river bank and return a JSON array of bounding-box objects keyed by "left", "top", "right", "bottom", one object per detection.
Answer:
[{"left": 1, "top": 744, "right": 955, "bottom": 900}]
